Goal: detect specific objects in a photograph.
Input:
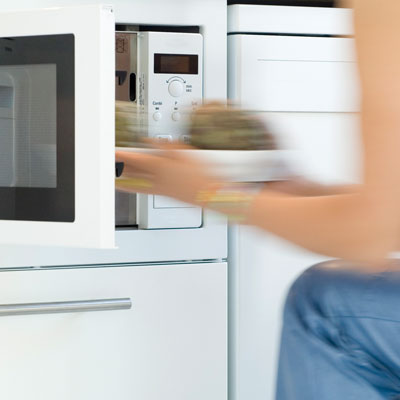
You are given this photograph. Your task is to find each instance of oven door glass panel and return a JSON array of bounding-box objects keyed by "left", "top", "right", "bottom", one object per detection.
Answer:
[
  {"left": 0, "top": 35, "right": 74, "bottom": 222},
  {"left": 0, "top": 5, "right": 115, "bottom": 248}
]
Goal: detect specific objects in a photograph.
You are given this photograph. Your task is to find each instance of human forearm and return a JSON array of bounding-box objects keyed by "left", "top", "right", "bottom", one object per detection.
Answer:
[
  {"left": 265, "top": 178, "right": 354, "bottom": 197},
  {"left": 246, "top": 0, "right": 400, "bottom": 262},
  {"left": 246, "top": 189, "right": 398, "bottom": 264}
]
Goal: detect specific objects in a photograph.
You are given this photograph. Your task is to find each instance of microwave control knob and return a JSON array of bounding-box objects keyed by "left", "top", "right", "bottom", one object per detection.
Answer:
[{"left": 168, "top": 80, "right": 184, "bottom": 97}]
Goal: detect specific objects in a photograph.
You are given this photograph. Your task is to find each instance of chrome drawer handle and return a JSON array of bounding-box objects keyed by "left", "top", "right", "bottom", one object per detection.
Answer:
[{"left": 0, "top": 298, "right": 132, "bottom": 317}]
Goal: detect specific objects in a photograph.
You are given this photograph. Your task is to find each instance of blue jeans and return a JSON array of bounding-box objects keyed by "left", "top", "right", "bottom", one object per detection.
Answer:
[{"left": 276, "top": 261, "right": 400, "bottom": 400}]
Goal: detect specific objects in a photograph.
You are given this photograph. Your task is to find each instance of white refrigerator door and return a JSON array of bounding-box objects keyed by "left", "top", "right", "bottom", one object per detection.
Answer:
[{"left": 0, "top": 5, "right": 115, "bottom": 248}]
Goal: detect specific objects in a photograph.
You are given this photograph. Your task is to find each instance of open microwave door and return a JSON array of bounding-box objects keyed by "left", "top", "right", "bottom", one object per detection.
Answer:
[{"left": 0, "top": 5, "right": 115, "bottom": 248}]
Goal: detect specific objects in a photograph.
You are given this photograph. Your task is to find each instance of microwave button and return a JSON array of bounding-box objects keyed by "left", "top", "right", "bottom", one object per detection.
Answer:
[
  {"left": 171, "top": 111, "right": 181, "bottom": 121},
  {"left": 168, "top": 80, "right": 184, "bottom": 97},
  {"left": 152, "top": 112, "right": 162, "bottom": 121}
]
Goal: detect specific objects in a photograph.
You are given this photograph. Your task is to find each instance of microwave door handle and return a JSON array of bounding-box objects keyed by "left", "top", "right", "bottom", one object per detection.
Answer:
[
  {"left": 116, "top": 162, "right": 125, "bottom": 177},
  {"left": 0, "top": 298, "right": 132, "bottom": 317}
]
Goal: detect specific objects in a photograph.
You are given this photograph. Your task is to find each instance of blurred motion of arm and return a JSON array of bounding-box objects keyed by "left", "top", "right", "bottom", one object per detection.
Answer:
[{"left": 242, "top": 0, "right": 400, "bottom": 264}]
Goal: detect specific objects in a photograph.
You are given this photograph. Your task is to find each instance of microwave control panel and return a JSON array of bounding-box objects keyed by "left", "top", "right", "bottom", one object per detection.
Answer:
[
  {"left": 138, "top": 31, "right": 203, "bottom": 142},
  {"left": 115, "top": 30, "right": 203, "bottom": 230}
]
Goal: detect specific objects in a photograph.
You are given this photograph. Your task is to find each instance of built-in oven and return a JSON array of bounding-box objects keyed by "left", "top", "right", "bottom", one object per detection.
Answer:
[{"left": 0, "top": 4, "right": 227, "bottom": 267}]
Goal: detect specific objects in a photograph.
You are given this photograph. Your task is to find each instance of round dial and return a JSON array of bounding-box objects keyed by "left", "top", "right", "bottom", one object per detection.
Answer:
[{"left": 168, "top": 80, "right": 184, "bottom": 97}]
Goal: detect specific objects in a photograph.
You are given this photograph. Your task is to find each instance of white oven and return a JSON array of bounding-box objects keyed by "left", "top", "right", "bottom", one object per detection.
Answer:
[{"left": 0, "top": 2, "right": 228, "bottom": 268}]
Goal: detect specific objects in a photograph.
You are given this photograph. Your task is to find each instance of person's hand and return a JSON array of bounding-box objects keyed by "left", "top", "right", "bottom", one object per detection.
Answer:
[{"left": 115, "top": 142, "right": 221, "bottom": 205}]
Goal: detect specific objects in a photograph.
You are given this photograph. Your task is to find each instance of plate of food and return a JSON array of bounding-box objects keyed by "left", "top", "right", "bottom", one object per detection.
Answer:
[
  {"left": 116, "top": 147, "right": 292, "bottom": 183},
  {"left": 116, "top": 102, "right": 294, "bottom": 182}
]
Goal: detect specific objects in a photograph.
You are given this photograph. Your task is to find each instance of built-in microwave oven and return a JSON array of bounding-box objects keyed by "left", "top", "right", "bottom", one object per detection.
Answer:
[
  {"left": 0, "top": 2, "right": 227, "bottom": 268},
  {"left": 0, "top": 28, "right": 203, "bottom": 231},
  {"left": 0, "top": 5, "right": 217, "bottom": 249}
]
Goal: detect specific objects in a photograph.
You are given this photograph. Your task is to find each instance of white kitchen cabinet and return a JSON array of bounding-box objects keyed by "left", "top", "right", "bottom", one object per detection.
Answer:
[
  {"left": 0, "top": 263, "right": 227, "bottom": 400},
  {"left": 228, "top": 113, "right": 360, "bottom": 400},
  {"left": 228, "top": 5, "right": 359, "bottom": 400}
]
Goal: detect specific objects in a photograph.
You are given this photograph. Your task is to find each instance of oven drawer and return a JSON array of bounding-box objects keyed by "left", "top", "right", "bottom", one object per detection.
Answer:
[{"left": 0, "top": 263, "right": 227, "bottom": 400}]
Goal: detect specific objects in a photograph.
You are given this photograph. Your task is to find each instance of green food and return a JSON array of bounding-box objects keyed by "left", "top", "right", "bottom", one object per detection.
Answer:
[
  {"left": 189, "top": 102, "right": 277, "bottom": 150},
  {"left": 115, "top": 101, "right": 144, "bottom": 147},
  {"left": 115, "top": 100, "right": 278, "bottom": 151}
]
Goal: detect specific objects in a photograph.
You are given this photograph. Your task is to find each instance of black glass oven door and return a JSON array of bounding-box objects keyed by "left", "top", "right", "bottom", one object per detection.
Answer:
[{"left": 0, "top": 35, "right": 74, "bottom": 222}]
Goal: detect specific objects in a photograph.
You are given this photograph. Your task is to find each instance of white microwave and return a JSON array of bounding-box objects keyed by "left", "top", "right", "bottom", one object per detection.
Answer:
[
  {"left": 0, "top": 4, "right": 227, "bottom": 265},
  {"left": 0, "top": 5, "right": 114, "bottom": 248}
]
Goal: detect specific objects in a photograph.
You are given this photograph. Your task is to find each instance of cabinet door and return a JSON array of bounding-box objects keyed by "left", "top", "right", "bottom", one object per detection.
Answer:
[
  {"left": 0, "top": 5, "right": 115, "bottom": 248},
  {"left": 262, "top": 112, "right": 362, "bottom": 185},
  {"left": 228, "top": 34, "right": 359, "bottom": 112},
  {"left": 0, "top": 263, "right": 227, "bottom": 400},
  {"left": 229, "top": 226, "right": 327, "bottom": 400}
]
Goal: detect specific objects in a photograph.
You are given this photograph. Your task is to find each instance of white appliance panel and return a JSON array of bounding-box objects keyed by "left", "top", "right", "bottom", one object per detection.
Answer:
[
  {"left": 228, "top": 35, "right": 360, "bottom": 112},
  {"left": 228, "top": 5, "right": 360, "bottom": 400},
  {"left": 138, "top": 31, "right": 203, "bottom": 140},
  {"left": 0, "top": 0, "right": 227, "bottom": 101},
  {"left": 0, "top": 5, "right": 115, "bottom": 248},
  {"left": 135, "top": 31, "right": 203, "bottom": 229},
  {"left": 229, "top": 112, "right": 361, "bottom": 400},
  {"left": 263, "top": 112, "right": 362, "bottom": 185},
  {"left": 228, "top": 4, "right": 353, "bottom": 36},
  {"left": 0, "top": 211, "right": 227, "bottom": 268},
  {"left": 0, "top": 262, "right": 227, "bottom": 400},
  {"left": 229, "top": 226, "right": 328, "bottom": 400}
]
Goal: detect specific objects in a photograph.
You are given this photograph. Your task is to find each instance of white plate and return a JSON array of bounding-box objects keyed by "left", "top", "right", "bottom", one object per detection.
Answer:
[{"left": 116, "top": 147, "right": 293, "bottom": 182}]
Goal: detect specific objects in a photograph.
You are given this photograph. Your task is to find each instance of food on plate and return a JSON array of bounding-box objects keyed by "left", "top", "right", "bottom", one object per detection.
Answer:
[
  {"left": 115, "top": 101, "right": 143, "bottom": 147},
  {"left": 189, "top": 102, "right": 278, "bottom": 150}
]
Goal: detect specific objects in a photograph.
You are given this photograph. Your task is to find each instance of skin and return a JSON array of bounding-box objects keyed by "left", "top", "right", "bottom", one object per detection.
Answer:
[{"left": 116, "top": 0, "right": 400, "bottom": 266}]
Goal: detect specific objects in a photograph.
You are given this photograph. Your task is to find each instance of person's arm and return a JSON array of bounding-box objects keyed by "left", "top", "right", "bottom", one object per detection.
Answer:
[
  {"left": 200, "top": 0, "right": 400, "bottom": 263},
  {"left": 117, "top": 1, "right": 400, "bottom": 265},
  {"left": 265, "top": 179, "right": 354, "bottom": 197},
  {"left": 245, "top": 0, "right": 400, "bottom": 263}
]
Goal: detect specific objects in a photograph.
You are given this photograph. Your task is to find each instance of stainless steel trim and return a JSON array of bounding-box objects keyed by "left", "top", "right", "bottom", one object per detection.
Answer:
[{"left": 0, "top": 298, "right": 132, "bottom": 317}]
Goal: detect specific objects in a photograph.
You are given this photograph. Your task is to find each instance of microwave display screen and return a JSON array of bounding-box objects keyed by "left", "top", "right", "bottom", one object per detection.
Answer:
[{"left": 154, "top": 54, "right": 198, "bottom": 74}]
